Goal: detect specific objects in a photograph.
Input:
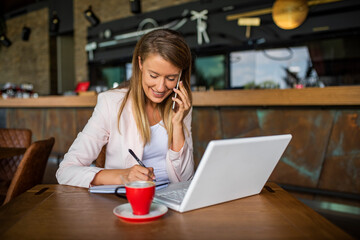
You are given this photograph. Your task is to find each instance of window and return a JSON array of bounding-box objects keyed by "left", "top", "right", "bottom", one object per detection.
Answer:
[
  {"left": 193, "top": 54, "right": 226, "bottom": 90},
  {"left": 230, "top": 47, "right": 318, "bottom": 89},
  {"left": 89, "top": 62, "right": 132, "bottom": 89},
  {"left": 230, "top": 35, "right": 360, "bottom": 89}
]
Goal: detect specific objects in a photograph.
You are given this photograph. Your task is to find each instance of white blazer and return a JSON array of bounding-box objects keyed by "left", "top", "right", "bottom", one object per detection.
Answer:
[{"left": 56, "top": 88, "right": 194, "bottom": 188}]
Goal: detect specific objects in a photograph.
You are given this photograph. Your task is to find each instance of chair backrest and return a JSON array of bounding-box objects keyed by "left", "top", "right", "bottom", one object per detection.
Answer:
[
  {"left": 0, "top": 128, "right": 32, "bottom": 148},
  {"left": 0, "top": 129, "right": 32, "bottom": 203},
  {"left": 3, "top": 137, "right": 55, "bottom": 205}
]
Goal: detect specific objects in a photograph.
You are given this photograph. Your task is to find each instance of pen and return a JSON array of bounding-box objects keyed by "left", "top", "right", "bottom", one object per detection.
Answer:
[
  {"left": 128, "top": 149, "right": 146, "bottom": 168},
  {"left": 172, "top": 71, "right": 182, "bottom": 110}
]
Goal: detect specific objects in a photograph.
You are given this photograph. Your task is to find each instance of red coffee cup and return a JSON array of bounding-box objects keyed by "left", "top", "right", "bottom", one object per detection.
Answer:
[{"left": 125, "top": 181, "right": 155, "bottom": 215}]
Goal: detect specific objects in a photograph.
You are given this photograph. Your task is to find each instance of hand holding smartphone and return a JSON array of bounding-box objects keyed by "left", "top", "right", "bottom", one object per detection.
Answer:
[{"left": 172, "top": 71, "right": 182, "bottom": 110}]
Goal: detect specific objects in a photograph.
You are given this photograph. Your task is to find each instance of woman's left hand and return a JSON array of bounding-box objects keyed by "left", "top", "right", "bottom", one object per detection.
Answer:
[{"left": 172, "top": 81, "right": 191, "bottom": 126}]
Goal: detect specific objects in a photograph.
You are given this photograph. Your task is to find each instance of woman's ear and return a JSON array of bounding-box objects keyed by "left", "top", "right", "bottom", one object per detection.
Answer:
[{"left": 138, "top": 56, "right": 142, "bottom": 71}]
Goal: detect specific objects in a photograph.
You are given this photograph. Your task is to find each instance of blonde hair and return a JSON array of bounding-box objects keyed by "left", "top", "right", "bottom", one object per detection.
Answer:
[{"left": 117, "top": 29, "right": 192, "bottom": 147}]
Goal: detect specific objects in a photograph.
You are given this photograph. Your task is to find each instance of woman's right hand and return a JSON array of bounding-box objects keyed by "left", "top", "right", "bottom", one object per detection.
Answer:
[
  {"left": 91, "top": 166, "right": 155, "bottom": 186},
  {"left": 124, "top": 165, "right": 155, "bottom": 183}
]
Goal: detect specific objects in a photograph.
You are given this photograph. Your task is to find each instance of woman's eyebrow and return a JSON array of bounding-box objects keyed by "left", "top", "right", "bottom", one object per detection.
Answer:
[
  {"left": 148, "top": 70, "right": 159, "bottom": 75},
  {"left": 167, "top": 74, "right": 179, "bottom": 78},
  {"left": 148, "top": 70, "right": 179, "bottom": 77}
]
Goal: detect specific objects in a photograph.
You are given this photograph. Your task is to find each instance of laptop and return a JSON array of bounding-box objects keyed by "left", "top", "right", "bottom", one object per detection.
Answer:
[{"left": 153, "top": 134, "right": 292, "bottom": 212}]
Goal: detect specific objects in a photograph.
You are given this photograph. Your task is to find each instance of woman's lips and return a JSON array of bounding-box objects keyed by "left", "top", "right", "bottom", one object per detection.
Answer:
[{"left": 152, "top": 89, "right": 166, "bottom": 98}]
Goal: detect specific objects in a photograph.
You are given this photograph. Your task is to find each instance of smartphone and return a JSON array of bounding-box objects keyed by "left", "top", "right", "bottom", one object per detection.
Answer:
[{"left": 172, "top": 71, "right": 182, "bottom": 110}]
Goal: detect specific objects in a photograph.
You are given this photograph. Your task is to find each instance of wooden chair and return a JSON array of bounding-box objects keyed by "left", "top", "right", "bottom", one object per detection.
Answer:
[
  {"left": 3, "top": 137, "right": 55, "bottom": 205},
  {"left": 0, "top": 128, "right": 32, "bottom": 148},
  {"left": 0, "top": 128, "right": 32, "bottom": 204}
]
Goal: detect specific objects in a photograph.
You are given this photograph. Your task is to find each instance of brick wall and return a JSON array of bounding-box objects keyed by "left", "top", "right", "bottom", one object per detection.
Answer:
[{"left": 0, "top": 8, "right": 50, "bottom": 95}]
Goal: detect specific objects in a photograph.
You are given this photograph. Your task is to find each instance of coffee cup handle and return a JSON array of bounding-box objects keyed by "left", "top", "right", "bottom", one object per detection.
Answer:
[{"left": 115, "top": 187, "right": 127, "bottom": 199}]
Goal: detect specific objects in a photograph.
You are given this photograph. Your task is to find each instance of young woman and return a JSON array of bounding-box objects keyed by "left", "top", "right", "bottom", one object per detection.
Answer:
[{"left": 56, "top": 29, "right": 194, "bottom": 188}]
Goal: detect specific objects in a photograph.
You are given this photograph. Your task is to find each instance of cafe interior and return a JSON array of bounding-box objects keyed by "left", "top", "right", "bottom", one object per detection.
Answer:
[{"left": 0, "top": 0, "right": 359, "bottom": 239}]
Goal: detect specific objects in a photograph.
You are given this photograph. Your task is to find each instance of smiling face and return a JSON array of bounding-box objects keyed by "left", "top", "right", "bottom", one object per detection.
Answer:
[{"left": 139, "top": 54, "right": 181, "bottom": 106}]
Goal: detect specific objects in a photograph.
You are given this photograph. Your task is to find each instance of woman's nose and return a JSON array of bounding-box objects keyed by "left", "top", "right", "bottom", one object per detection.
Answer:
[{"left": 156, "top": 77, "right": 167, "bottom": 91}]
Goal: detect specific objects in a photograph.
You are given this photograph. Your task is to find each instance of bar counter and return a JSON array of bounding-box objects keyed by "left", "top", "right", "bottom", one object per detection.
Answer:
[
  {"left": 1, "top": 85, "right": 359, "bottom": 206},
  {"left": 1, "top": 86, "right": 360, "bottom": 107}
]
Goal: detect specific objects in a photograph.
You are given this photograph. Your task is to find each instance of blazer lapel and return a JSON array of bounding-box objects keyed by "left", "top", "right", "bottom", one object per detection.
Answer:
[{"left": 121, "top": 98, "right": 144, "bottom": 168}]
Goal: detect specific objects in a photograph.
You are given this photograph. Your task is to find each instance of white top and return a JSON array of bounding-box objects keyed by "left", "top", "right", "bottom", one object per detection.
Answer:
[{"left": 142, "top": 121, "right": 169, "bottom": 182}]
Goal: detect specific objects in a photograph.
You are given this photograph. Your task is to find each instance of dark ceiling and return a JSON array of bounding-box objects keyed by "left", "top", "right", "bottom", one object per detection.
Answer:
[{"left": 0, "top": 0, "right": 38, "bottom": 15}]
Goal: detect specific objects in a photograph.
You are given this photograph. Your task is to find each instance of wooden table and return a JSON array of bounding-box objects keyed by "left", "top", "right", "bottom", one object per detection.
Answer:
[{"left": 0, "top": 183, "right": 353, "bottom": 240}]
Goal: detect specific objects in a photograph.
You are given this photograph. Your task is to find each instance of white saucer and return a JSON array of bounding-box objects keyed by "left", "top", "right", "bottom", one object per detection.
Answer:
[{"left": 113, "top": 203, "right": 168, "bottom": 222}]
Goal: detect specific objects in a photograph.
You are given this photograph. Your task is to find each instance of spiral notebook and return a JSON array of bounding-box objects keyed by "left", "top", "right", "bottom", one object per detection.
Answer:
[{"left": 89, "top": 180, "right": 169, "bottom": 194}]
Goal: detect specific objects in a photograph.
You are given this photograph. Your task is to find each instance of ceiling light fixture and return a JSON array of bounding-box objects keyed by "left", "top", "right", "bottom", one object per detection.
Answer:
[
  {"left": 0, "top": 34, "right": 12, "bottom": 47},
  {"left": 49, "top": 12, "right": 60, "bottom": 33},
  {"left": 84, "top": 6, "right": 100, "bottom": 27},
  {"left": 130, "top": 0, "right": 141, "bottom": 14},
  {"left": 22, "top": 26, "right": 31, "bottom": 41}
]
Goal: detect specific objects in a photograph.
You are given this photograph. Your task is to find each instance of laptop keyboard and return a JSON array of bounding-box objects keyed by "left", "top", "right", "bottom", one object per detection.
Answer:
[{"left": 156, "top": 188, "right": 188, "bottom": 204}]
